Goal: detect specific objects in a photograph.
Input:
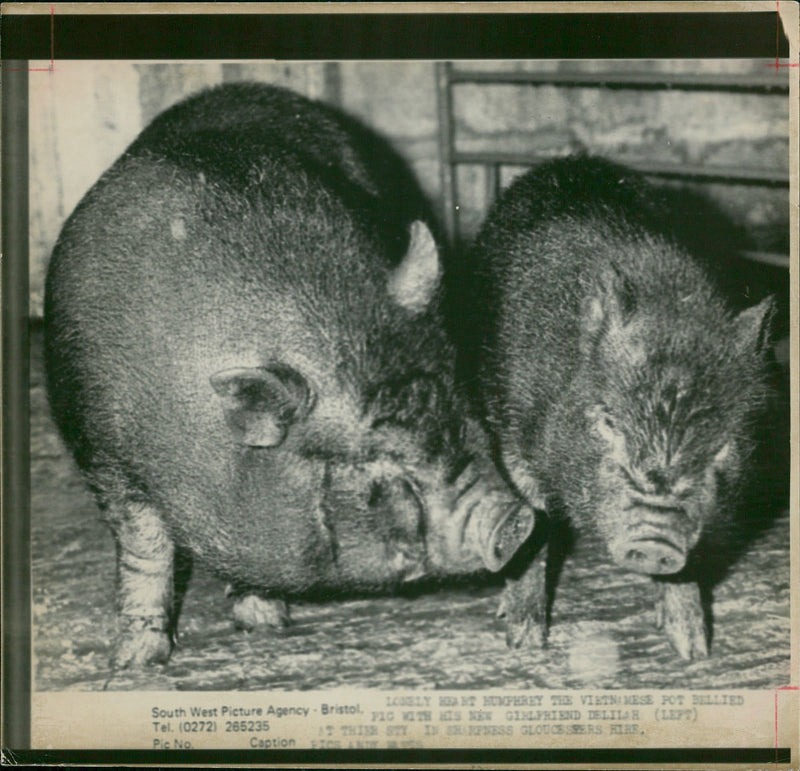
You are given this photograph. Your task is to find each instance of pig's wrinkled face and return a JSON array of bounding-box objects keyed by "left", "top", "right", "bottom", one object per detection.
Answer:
[
  {"left": 313, "top": 372, "right": 534, "bottom": 586},
  {"left": 567, "top": 264, "right": 772, "bottom": 577},
  {"left": 580, "top": 324, "right": 757, "bottom": 577},
  {"left": 585, "top": 387, "right": 730, "bottom": 576}
]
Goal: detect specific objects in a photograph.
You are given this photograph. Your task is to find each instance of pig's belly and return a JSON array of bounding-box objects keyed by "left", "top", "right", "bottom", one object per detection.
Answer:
[
  {"left": 154, "top": 451, "right": 408, "bottom": 596},
  {"left": 153, "top": 450, "right": 339, "bottom": 593}
]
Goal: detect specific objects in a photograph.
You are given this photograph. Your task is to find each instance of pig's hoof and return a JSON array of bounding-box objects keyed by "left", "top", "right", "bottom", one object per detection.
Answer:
[
  {"left": 110, "top": 617, "right": 172, "bottom": 669},
  {"left": 497, "top": 594, "right": 546, "bottom": 650},
  {"left": 655, "top": 585, "right": 709, "bottom": 660},
  {"left": 505, "top": 615, "right": 546, "bottom": 650},
  {"left": 232, "top": 594, "right": 290, "bottom": 631},
  {"left": 662, "top": 610, "right": 708, "bottom": 660}
]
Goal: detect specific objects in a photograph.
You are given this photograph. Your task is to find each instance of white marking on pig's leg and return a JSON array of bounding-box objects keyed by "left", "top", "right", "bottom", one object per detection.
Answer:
[
  {"left": 497, "top": 543, "right": 548, "bottom": 649},
  {"left": 654, "top": 581, "right": 708, "bottom": 660},
  {"left": 229, "top": 590, "right": 290, "bottom": 631},
  {"left": 105, "top": 501, "right": 175, "bottom": 668}
]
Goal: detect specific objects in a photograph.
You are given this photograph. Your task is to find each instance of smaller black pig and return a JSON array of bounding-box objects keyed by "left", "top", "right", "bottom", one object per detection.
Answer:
[
  {"left": 456, "top": 156, "right": 774, "bottom": 659},
  {"left": 44, "top": 83, "right": 533, "bottom": 669}
]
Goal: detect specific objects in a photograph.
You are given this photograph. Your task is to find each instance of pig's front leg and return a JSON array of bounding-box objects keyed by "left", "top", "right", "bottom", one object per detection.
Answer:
[
  {"left": 654, "top": 580, "right": 708, "bottom": 660},
  {"left": 227, "top": 586, "right": 291, "bottom": 631},
  {"left": 105, "top": 500, "right": 175, "bottom": 668},
  {"left": 494, "top": 443, "right": 551, "bottom": 648},
  {"left": 497, "top": 544, "right": 549, "bottom": 649}
]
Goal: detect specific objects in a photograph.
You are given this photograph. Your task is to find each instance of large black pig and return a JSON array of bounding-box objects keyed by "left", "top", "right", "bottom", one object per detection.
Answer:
[
  {"left": 454, "top": 156, "right": 774, "bottom": 659},
  {"left": 44, "top": 83, "right": 533, "bottom": 668}
]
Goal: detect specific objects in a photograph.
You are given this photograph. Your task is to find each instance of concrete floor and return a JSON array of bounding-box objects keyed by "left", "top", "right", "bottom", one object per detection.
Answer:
[{"left": 30, "top": 325, "right": 791, "bottom": 691}]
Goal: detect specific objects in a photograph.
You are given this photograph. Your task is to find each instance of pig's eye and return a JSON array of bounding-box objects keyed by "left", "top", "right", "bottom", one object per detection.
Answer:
[
  {"left": 367, "top": 480, "right": 385, "bottom": 508},
  {"left": 587, "top": 406, "right": 618, "bottom": 442}
]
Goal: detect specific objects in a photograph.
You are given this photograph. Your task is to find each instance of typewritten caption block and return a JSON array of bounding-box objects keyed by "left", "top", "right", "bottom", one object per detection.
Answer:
[{"left": 31, "top": 689, "right": 797, "bottom": 752}]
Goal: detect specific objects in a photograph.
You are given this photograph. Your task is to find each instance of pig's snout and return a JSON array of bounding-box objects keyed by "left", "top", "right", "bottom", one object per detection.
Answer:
[
  {"left": 613, "top": 538, "right": 686, "bottom": 575},
  {"left": 422, "top": 456, "right": 536, "bottom": 575},
  {"left": 480, "top": 501, "right": 535, "bottom": 572},
  {"left": 458, "top": 475, "right": 535, "bottom": 572},
  {"left": 609, "top": 504, "right": 695, "bottom": 575}
]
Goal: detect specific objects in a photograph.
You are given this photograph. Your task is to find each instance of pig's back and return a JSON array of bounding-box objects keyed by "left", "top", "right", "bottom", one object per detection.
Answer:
[
  {"left": 469, "top": 157, "right": 709, "bottom": 438},
  {"left": 43, "top": 88, "right": 392, "bottom": 575},
  {"left": 129, "top": 82, "right": 431, "bottom": 253}
]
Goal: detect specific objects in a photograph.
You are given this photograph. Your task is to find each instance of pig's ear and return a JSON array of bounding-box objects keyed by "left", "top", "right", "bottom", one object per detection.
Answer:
[
  {"left": 581, "top": 265, "right": 637, "bottom": 342},
  {"left": 387, "top": 220, "right": 441, "bottom": 314},
  {"left": 733, "top": 296, "right": 774, "bottom": 354},
  {"left": 210, "top": 365, "right": 314, "bottom": 447}
]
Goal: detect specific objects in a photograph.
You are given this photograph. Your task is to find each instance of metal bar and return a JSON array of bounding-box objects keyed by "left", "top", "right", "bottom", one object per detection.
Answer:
[
  {"left": 448, "top": 69, "right": 790, "bottom": 93},
  {"left": 484, "top": 163, "right": 500, "bottom": 209},
  {"left": 435, "top": 61, "right": 458, "bottom": 246},
  {"left": 2, "top": 61, "right": 31, "bottom": 751},
  {"left": 452, "top": 152, "right": 790, "bottom": 187}
]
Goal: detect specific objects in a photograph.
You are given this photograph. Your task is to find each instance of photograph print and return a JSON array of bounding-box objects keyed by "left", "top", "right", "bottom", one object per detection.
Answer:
[{"left": 29, "top": 58, "right": 791, "bottom": 693}]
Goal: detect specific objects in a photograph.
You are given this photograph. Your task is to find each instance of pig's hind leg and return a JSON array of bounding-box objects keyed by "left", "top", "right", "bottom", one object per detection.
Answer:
[
  {"left": 102, "top": 499, "right": 176, "bottom": 668},
  {"left": 654, "top": 580, "right": 709, "bottom": 660}
]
